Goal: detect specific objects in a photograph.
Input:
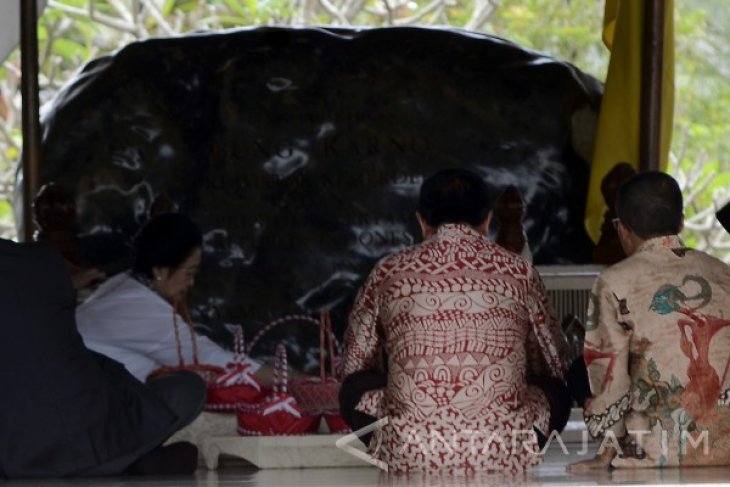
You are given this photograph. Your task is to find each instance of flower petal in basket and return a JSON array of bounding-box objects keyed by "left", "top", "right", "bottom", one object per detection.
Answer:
[
  {"left": 237, "top": 394, "right": 320, "bottom": 436},
  {"left": 289, "top": 376, "right": 341, "bottom": 414}
]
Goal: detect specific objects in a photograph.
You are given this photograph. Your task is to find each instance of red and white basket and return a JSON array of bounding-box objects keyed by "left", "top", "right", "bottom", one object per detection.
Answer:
[
  {"left": 237, "top": 344, "right": 320, "bottom": 436},
  {"left": 292, "top": 311, "right": 342, "bottom": 414},
  {"left": 145, "top": 301, "right": 268, "bottom": 410},
  {"left": 147, "top": 299, "right": 226, "bottom": 383},
  {"left": 205, "top": 325, "right": 270, "bottom": 411},
  {"left": 244, "top": 311, "right": 350, "bottom": 434}
]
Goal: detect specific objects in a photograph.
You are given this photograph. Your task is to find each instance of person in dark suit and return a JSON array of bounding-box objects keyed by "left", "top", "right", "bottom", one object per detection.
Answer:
[{"left": 0, "top": 238, "right": 205, "bottom": 478}]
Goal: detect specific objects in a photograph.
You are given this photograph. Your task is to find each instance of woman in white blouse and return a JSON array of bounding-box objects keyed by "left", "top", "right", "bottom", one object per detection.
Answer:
[{"left": 76, "top": 213, "right": 268, "bottom": 383}]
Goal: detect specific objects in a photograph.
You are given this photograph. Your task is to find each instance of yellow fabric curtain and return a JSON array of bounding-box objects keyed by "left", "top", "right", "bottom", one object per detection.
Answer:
[{"left": 584, "top": 0, "right": 674, "bottom": 243}]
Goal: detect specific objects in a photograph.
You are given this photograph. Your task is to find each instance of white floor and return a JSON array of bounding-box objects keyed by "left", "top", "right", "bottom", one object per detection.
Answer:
[
  {"left": 5, "top": 442, "right": 730, "bottom": 487},
  {"left": 1, "top": 412, "right": 726, "bottom": 486}
]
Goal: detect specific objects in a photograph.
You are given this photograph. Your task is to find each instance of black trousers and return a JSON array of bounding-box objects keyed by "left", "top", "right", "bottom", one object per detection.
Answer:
[
  {"left": 340, "top": 358, "right": 588, "bottom": 448},
  {"left": 77, "top": 371, "right": 206, "bottom": 477},
  {"left": 339, "top": 371, "right": 388, "bottom": 446}
]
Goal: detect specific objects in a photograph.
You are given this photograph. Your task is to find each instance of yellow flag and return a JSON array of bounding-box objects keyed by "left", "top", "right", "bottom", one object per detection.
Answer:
[{"left": 584, "top": 0, "right": 674, "bottom": 243}]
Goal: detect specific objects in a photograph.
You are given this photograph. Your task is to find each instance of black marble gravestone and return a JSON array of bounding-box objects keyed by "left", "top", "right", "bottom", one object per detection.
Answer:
[{"left": 31, "top": 26, "right": 601, "bottom": 363}]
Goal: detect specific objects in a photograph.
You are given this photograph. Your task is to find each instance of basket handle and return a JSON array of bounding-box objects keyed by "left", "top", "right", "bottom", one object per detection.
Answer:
[
  {"left": 247, "top": 314, "right": 320, "bottom": 353},
  {"left": 247, "top": 312, "right": 340, "bottom": 379},
  {"left": 273, "top": 344, "right": 288, "bottom": 394},
  {"left": 172, "top": 299, "right": 200, "bottom": 367},
  {"left": 320, "top": 311, "right": 337, "bottom": 380},
  {"left": 233, "top": 324, "right": 246, "bottom": 363}
]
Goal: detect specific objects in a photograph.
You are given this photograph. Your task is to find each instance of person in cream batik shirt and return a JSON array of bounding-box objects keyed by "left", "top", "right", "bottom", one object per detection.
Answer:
[{"left": 570, "top": 172, "right": 730, "bottom": 471}]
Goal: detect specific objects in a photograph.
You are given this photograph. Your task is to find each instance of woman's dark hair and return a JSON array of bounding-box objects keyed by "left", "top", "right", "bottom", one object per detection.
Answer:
[
  {"left": 132, "top": 213, "right": 203, "bottom": 278},
  {"left": 616, "top": 171, "right": 683, "bottom": 239},
  {"left": 418, "top": 168, "right": 491, "bottom": 227}
]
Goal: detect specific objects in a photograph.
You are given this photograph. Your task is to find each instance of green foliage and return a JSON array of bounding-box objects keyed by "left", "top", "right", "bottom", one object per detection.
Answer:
[
  {"left": 486, "top": 0, "right": 606, "bottom": 78},
  {"left": 669, "top": 0, "right": 730, "bottom": 258},
  {"left": 0, "top": 200, "right": 12, "bottom": 226}
]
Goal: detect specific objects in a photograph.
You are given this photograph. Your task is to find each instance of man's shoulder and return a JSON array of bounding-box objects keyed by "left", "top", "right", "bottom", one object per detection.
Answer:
[
  {"left": 491, "top": 244, "right": 533, "bottom": 268},
  {"left": 598, "top": 256, "right": 633, "bottom": 276},
  {"left": 689, "top": 247, "right": 728, "bottom": 265},
  {"left": 596, "top": 246, "right": 728, "bottom": 285},
  {"left": 0, "top": 238, "right": 56, "bottom": 257},
  {"left": 686, "top": 249, "right": 730, "bottom": 283},
  {"left": 471, "top": 239, "right": 534, "bottom": 277},
  {"left": 0, "top": 239, "right": 67, "bottom": 274},
  {"left": 0, "top": 238, "right": 22, "bottom": 262},
  {"left": 373, "top": 243, "right": 422, "bottom": 270},
  {"left": 595, "top": 253, "right": 648, "bottom": 286},
  {"left": 375, "top": 238, "right": 531, "bottom": 273}
]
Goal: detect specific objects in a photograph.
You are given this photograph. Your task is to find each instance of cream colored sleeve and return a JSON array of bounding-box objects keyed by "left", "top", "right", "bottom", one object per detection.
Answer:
[{"left": 583, "top": 275, "right": 633, "bottom": 439}]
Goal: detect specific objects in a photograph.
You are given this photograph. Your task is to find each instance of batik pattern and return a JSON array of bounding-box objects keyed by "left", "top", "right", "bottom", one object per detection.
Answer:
[
  {"left": 584, "top": 235, "right": 730, "bottom": 467},
  {"left": 342, "top": 224, "right": 568, "bottom": 473}
]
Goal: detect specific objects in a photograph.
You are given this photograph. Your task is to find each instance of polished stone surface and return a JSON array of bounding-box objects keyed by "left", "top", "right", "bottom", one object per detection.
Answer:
[
  {"left": 4, "top": 443, "right": 730, "bottom": 486},
  {"left": 34, "top": 26, "right": 602, "bottom": 355},
  {"left": 3, "top": 411, "right": 725, "bottom": 485}
]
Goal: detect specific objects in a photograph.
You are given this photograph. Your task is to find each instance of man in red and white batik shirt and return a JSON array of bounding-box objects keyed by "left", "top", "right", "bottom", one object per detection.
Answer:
[{"left": 340, "top": 169, "right": 571, "bottom": 474}]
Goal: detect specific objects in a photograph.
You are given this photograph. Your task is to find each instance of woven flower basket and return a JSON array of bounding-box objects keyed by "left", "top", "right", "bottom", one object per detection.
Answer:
[
  {"left": 145, "top": 301, "right": 267, "bottom": 410},
  {"left": 237, "top": 344, "right": 320, "bottom": 436},
  {"left": 146, "top": 299, "right": 227, "bottom": 384},
  {"left": 247, "top": 311, "right": 343, "bottom": 415},
  {"left": 243, "top": 311, "right": 350, "bottom": 434},
  {"left": 205, "top": 325, "right": 270, "bottom": 411}
]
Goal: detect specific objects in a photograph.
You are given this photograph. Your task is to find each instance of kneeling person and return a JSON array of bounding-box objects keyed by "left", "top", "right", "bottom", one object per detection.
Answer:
[
  {"left": 340, "top": 168, "right": 571, "bottom": 474},
  {"left": 571, "top": 172, "right": 730, "bottom": 470},
  {"left": 0, "top": 239, "right": 204, "bottom": 478}
]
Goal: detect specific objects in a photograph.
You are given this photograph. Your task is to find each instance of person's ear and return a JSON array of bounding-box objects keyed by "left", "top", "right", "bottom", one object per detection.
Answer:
[
  {"left": 475, "top": 211, "right": 492, "bottom": 236},
  {"left": 151, "top": 266, "right": 169, "bottom": 283},
  {"left": 416, "top": 212, "right": 436, "bottom": 239},
  {"left": 616, "top": 220, "right": 640, "bottom": 256},
  {"left": 615, "top": 221, "right": 631, "bottom": 255}
]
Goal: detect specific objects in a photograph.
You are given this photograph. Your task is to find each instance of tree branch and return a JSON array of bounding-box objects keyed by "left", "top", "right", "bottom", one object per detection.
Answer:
[
  {"left": 319, "top": 0, "right": 349, "bottom": 24},
  {"left": 394, "top": 0, "right": 444, "bottom": 25},
  {"left": 344, "top": 0, "right": 369, "bottom": 21},
  {"left": 465, "top": 0, "right": 499, "bottom": 31},
  {"left": 382, "top": 0, "right": 394, "bottom": 25},
  {"left": 140, "top": 0, "right": 175, "bottom": 36},
  {"left": 0, "top": 122, "right": 20, "bottom": 152},
  {"left": 49, "top": 0, "right": 139, "bottom": 35}
]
